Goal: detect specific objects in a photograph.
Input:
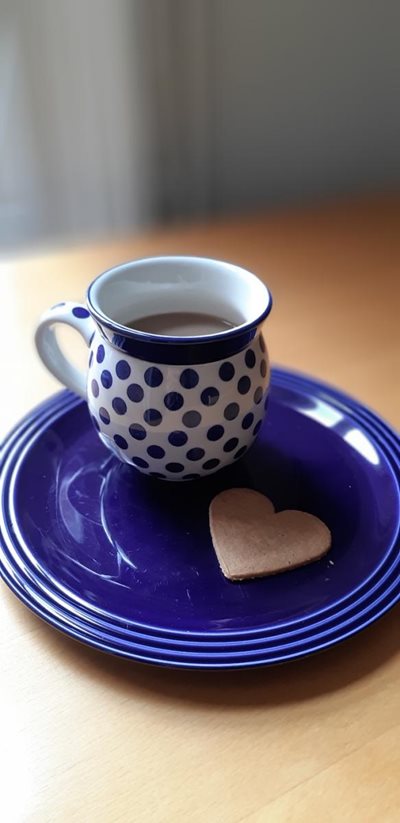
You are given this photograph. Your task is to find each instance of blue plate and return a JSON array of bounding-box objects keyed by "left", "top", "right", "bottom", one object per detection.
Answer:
[{"left": 0, "top": 369, "right": 399, "bottom": 668}]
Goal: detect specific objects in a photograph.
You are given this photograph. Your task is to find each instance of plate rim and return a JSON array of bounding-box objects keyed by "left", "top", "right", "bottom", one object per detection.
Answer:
[{"left": 1, "top": 370, "right": 399, "bottom": 654}]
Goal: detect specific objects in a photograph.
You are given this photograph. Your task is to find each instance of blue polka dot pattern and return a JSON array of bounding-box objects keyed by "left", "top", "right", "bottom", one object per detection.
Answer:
[
  {"left": 87, "top": 335, "right": 269, "bottom": 479},
  {"left": 180, "top": 368, "right": 199, "bottom": 389},
  {"left": 223, "top": 437, "right": 239, "bottom": 452},
  {"left": 101, "top": 370, "right": 113, "bottom": 389},
  {"left": 259, "top": 335, "right": 266, "bottom": 352},
  {"left": 72, "top": 306, "right": 90, "bottom": 319},
  {"left": 114, "top": 434, "right": 128, "bottom": 450},
  {"left": 242, "top": 412, "right": 254, "bottom": 429},
  {"left": 168, "top": 430, "right": 188, "bottom": 447},
  {"left": 182, "top": 410, "right": 201, "bottom": 428},
  {"left": 97, "top": 345, "right": 105, "bottom": 363},
  {"left": 254, "top": 386, "right": 263, "bottom": 404},
  {"left": 187, "top": 447, "right": 205, "bottom": 461},
  {"left": 129, "top": 423, "right": 147, "bottom": 440},
  {"left": 112, "top": 397, "right": 127, "bottom": 415},
  {"left": 144, "top": 367, "right": 163, "bottom": 387},
  {"left": 219, "top": 362, "right": 235, "bottom": 381},
  {"left": 127, "top": 383, "right": 144, "bottom": 403},
  {"left": 99, "top": 407, "right": 110, "bottom": 424},
  {"left": 132, "top": 456, "right": 149, "bottom": 469},
  {"left": 207, "top": 425, "right": 224, "bottom": 441},
  {"left": 144, "top": 408, "right": 162, "bottom": 426},
  {"left": 201, "top": 386, "right": 219, "bottom": 406},
  {"left": 203, "top": 458, "right": 220, "bottom": 471},
  {"left": 164, "top": 391, "right": 184, "bottom": 411},
  {"left": 253, "top": 420, "right": 262, "bottom": 436},
  {"left": 245, "top": 349, "right": 256, "bottom": 368},
  {"left": 147, "top": 445, "right": 165, "bottom": 459},
  {"left": 224, "top": 402, "right": 239, "bottom": 420},
  {"left": 238, "top": 376, "right": 251, "bottom": 395},
  {"left": 116, "top": 359, "right": 131, "bottom": 380},
  {"left": 166, "top": 462, "right": 184, "bottom": 473}
]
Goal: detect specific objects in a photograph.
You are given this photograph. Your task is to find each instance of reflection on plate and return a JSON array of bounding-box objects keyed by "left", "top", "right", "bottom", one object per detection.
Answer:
[{"left": 1, "top": 368, "right": 399, "bottom": 668}]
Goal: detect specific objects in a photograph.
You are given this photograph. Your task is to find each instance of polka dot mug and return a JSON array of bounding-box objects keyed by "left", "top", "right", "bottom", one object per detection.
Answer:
[{"left": 35, "top": 256, "right": 272, "bottom": 480}]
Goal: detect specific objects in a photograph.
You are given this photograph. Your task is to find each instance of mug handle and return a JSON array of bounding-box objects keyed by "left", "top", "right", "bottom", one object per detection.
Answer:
[{"left": 35, "top": 302, "right": 96, "bottom": 398}]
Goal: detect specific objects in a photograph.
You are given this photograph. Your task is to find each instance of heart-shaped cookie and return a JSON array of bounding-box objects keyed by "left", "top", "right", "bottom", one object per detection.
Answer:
[{"left": 209, "top": 488, "right": 331, "bottom": 580}]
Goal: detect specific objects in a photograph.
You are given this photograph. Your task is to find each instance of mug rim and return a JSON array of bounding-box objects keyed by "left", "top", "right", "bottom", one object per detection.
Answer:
[{"left": 87, "top": 255, "right": 272, "bottom": 347}]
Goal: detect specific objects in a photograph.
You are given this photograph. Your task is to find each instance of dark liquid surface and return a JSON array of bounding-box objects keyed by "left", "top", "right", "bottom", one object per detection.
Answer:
[{"left": 124, "top": 311, "right": 236, "bottom": 336}]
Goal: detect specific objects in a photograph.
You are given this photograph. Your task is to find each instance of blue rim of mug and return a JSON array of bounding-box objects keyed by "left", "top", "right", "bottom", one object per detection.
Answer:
[{"left": 86, "top": 256, "right": 273, "bottom": 348}]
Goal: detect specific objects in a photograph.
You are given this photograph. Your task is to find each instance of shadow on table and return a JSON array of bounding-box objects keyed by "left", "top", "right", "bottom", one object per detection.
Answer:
[{"left": 6, "top": 593, "right": 399, "bottom": 708}]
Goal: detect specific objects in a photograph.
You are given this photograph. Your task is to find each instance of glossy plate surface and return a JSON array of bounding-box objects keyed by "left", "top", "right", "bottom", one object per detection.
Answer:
[{"left": 1, "top": 369, "right": 399, "bottom": 667}]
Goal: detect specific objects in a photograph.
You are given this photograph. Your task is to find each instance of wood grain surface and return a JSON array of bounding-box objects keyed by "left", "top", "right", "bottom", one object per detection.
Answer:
[{"left": 1, "top": 195, "right": 399, "bottom": 822}]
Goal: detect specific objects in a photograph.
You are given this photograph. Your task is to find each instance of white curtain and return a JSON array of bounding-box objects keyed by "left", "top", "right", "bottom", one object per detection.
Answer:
[
  {"left": 1, "top": 0, "right": 399, "bottom": 249},
  {"left": 0, "top": 0, "right": 158, "bottom": 248},
  {"left": 0, "top": 0, "right": 213, "bottom": 249}
]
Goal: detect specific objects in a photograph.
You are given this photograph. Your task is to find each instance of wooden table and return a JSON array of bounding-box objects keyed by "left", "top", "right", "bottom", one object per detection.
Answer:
[{"left": 1, "top": 196, "right": 399, "bottom": 822}]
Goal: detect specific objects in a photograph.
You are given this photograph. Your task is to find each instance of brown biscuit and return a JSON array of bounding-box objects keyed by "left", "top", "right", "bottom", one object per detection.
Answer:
[{"left": 209, "top": 488, "right": 331, "bottom": 580}]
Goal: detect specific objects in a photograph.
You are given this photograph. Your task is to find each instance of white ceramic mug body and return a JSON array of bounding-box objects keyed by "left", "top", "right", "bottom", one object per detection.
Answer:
[{"left": 35, "top": 257, "right": 272, "bottom": 480}]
